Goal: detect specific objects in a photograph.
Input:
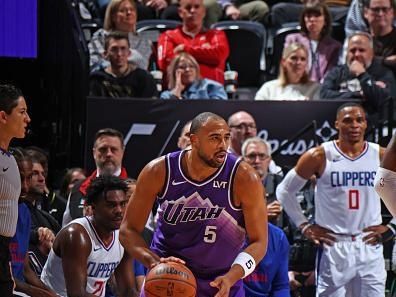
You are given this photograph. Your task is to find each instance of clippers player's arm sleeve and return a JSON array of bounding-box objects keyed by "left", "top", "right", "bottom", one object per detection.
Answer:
[
  {"left": 229, "top": 162, "right": 269, "bottom": 282},
  {"left": 375, "top": 136, "right": 396, "bottom": 217},
  {"left": 114, "top": 251, "right": 137, "bottom": 297},
  {"left": 119, "top": 157, "right": 165, "bottom": 268},
  {"left": 277, "top": 147, "right": 324, "bottom": 228},
  {"left": 59, "top": 224, "right": 97, "bottom": 297}
]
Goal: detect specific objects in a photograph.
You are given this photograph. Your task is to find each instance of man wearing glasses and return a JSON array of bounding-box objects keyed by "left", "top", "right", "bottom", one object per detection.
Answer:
[
  {"left": 227, "top": 111, "right": 257, "bottom": 156},
  {"left": 89, "top": 31, "right": 157, "bottom": 98},
  {"left": 363, "top": 0, "right": 396, "bottom": 74},
  {"left": 241, "top": 137, "right": 283, "bottom": 225}
]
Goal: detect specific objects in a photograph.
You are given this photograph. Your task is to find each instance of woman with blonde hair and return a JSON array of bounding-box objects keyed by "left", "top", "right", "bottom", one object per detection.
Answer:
[
  {"left": 255, "top": 43, "right": 320, "bottom": 100},
  {"left": 88, "top": 0, "right": 152, "bottom": 72},
  {"left": 161, "top": 53, "right": 227, "bottom": 100}
]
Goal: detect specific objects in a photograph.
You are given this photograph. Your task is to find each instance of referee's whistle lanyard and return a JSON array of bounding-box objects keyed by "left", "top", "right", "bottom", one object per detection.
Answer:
[{"left": 309, "top": 39, "right": 322, "bottom": 82}]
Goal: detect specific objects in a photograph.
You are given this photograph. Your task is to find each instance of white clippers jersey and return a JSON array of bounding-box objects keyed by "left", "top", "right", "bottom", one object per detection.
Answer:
[
  {"left": 41, "top": 217, "right": 124, "bottom": 297},
  {"left": 315, "top": 141, "right": 382, "bottom": 234}
]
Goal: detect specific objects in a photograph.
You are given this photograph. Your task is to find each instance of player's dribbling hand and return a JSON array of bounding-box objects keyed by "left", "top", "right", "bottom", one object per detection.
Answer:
[
  {"left": 149, "top": 256, "right": 186, "bottom": 269},
  {"left": 303, "top": 224, "right": 336, "bottom": 246},
  {"left": 210, "top": 275, "right": 232, "bottom": 297},
  {"left": 363, "top": 225, "right": 389, "bottom": 245}
]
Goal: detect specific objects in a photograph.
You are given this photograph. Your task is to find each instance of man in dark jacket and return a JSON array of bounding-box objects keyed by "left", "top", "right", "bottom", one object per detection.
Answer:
[
  {"left": 89, "top": 31, "right": 157, "bottom": 98},
  {"left": 320, "top": 31, "right": 396, "bottom": 112}
]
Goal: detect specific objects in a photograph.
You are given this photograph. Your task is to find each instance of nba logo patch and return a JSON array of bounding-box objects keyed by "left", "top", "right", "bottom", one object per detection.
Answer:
[{"left": 379, "top": 178, "right": 385, "bottom": 187}]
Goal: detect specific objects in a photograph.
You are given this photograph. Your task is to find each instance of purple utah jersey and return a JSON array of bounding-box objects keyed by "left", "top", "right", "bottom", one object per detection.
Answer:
[{"left": 150, "top": 150, "right": 246, "bottom": 296}]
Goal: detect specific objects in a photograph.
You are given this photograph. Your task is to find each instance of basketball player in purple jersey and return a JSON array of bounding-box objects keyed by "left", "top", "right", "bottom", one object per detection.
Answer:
[{"left": 120, "top": 112, "right": 268, "bottom": 297}]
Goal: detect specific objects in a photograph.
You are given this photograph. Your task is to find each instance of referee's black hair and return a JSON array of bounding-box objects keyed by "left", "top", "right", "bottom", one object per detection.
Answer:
[
  {"left": 86, "top": 175, "right": 128, "bottom": 205},
  {"left": 0, "top": 84, "right": 24, "bottom": 114}
]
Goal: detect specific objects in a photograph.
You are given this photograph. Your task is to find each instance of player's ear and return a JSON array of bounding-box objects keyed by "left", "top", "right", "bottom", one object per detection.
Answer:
[
  {"left": 0, "top": 111, "right": 7, "bottom": 123},
  {"left": 334, "top": 120, "right": 339, "bottom": 130},
  {"left": 190, "top": 133, "right": 198, "bottom": 146}
]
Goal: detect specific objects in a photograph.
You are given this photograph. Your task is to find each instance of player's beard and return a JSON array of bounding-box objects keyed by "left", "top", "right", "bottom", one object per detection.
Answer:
[{"left": 197, "top": 149, "right": 224, "bottom": 168}]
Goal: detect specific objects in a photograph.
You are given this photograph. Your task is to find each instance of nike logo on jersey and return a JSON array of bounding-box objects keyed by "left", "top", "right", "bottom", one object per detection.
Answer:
[
  {"left": 93, "top": 246, "right": 102, "bottom": 252},
  {"left": 172, "top": 180, "right": 187, "bottom": 186},
  {"left": 332, "top": 158, "right": 342, "bottom": 162},
  {"left": 2, "top": 167, "right": 9, "bottom": 172}
]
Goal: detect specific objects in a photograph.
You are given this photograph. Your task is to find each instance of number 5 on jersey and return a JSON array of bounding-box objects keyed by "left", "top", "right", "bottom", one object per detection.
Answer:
[{"left": 204, "top": 226, "right": 217, "bottom": 243}]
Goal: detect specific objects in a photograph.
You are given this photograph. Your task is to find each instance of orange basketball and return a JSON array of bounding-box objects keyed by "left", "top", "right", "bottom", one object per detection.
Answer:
[{"left": 144, "top": 262, "right": 197, "bottom": 297}]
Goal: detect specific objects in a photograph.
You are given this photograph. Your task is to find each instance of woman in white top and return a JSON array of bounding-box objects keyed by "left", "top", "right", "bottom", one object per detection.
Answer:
[{"left": 255, "top": 42, "right": 320, "bottom": 101}]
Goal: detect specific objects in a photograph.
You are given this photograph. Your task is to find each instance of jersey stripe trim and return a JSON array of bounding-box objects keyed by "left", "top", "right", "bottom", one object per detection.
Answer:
[
  {"left": 332, "top": 141, "right": 368, "bottom": 161},
  {"left": 84, "top": 217, "right": 115, "bottom": 251},
  {"left": 228, "top": 157, "right": 242, "bottom": 211}
]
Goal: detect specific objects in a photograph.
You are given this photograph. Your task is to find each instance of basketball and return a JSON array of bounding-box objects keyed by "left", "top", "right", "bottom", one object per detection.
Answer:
[{"left": 144, "top": 262, "right": 197, "bottom": 297}]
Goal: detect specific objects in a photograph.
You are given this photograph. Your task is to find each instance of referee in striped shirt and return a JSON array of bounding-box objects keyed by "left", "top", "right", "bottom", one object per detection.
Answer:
[{"left": 0, "top": 84, "right": 31, "bottom": 297}]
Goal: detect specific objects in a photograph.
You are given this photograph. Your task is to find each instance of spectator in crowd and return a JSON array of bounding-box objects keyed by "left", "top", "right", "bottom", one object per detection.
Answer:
[
  {"left": 345, "top": 0, "right": 395, "bottom": 36},
  {"left": 88, "top": 0, "right": 152, "bottom": 72},
  {"left": 25, "top": 147, "right": 66, "bottom": 226},
  {"left": 0, "top": 84, "right": 31, "bottom": 297},
  {"left": 157, "top": 0, "right": 230, "bottom": 84},
  {"left": 241, "top": 137, "right": 283, "bottom": 225},
  {"left": 62, "top": 128, "right": 128, "bottom": 226},
  {"left": 10, "top": 148, "right": 56, "bottom": 297},
  {"left": 41, "top": 176, "right": 135, "bottom": 297},
  {"left": 90, "top": 31, "right": 158, "bottom": 98},
  {"left": 227, "top": 111, "right": 257, "bottom": 156},
  {"left": 178, "top": 120, "right": 192, "bottom": 149},
  {"left": 160, "top": 53, "right": 227, "bottom": 99},
  {"left": 243, "top": 223, "right": 290, "bottom": 297},
  {"left": 58, "top": 168, "right": 87, "bottom": 200},
  {"left": 217, "top": 0, "right": 269, "bottom": 23},
  {"left": 363, "top": 0, "right": 396, "bottom": 74},
  {"left": 320, "top": 31, "right": 396, "bottom": 112},
  {"left": 269, "top": 0, "right": 350, "bottom": 31},
  {"left": 255, "top": 43, "right": 321, "bottom": 100},
  {"left": 285, "top": 2, "right": 342, "bottom": 82}
]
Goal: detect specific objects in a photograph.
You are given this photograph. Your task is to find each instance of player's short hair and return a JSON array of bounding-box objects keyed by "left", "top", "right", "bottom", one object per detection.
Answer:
[
  {"left": 241, "top": 137, "right": 271, "bottom": 157},
  {"left": 86, "top": 175, "right": 129, "bottom": 205},
  {"left": 336, "top": 102, "right": 365, "bottom": 118},
  {"left": 0, "top": 84, "right": 24, "bottom": 114},
  {"left": 93, "top": 128, "right": 125, "bottom": 148},
  {"left": 104, "top": 31, "right": 130, "bottom": 50},
  {"left": 190, "top": 112, "right": 225, "bottom": 134}
]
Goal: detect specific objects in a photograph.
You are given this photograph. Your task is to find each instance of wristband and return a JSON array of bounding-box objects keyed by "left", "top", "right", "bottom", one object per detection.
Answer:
[
  {"left": 301, "top": 223, "right": 312, "bottom": 235},
  {"left": 387, "top": 223, "right": 396, "bottom": 235},
  {"left": 232, "top": 252, "right": 256, "bottom": 278}
]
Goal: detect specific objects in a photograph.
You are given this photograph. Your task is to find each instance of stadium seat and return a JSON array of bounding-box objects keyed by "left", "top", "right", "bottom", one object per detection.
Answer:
[
  {"left": 267, "top": 25, "right": 300, "bottom": 78},
  {"left": 211, "top": 20, "right": 267, "bottom": 89},
  {"left": 136, "top": 19, "right": 182, "bottom": 44}
]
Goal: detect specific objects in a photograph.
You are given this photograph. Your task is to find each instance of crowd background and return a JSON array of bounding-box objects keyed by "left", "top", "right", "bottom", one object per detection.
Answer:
[{"left": 2, "top": 0, "right": 396, "bottom": 296}]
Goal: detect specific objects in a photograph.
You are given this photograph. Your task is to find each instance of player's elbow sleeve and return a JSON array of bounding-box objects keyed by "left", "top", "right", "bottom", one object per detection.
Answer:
[
  {"left": 374, "top": 167, "right": 396, "bottom": 217},
  {"left": 276, "top": 169, "right": 308, "bottom": 227}
]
